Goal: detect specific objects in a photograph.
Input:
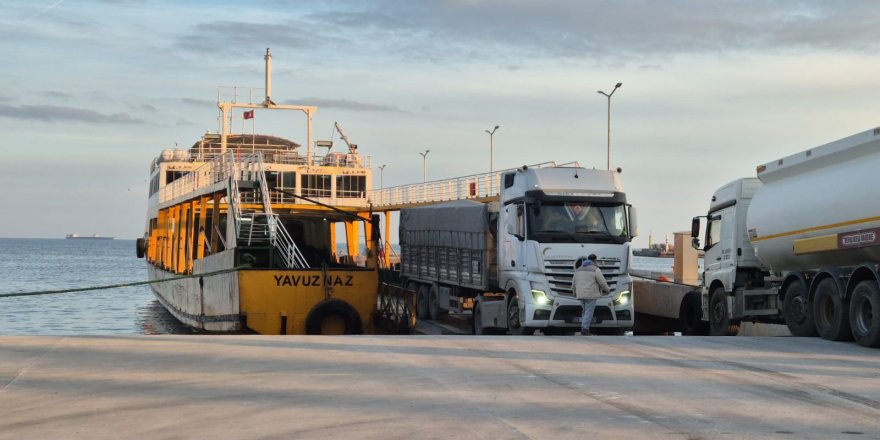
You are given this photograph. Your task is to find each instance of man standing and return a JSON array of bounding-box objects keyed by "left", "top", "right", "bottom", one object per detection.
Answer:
[{"left": 573, "top": 254, "right": 610, "bottom": 335}]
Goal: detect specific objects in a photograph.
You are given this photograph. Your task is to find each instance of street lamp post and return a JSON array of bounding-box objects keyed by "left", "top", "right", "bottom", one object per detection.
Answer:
[
  {"left": 597, "top": 82, "right": 622, "bottom": 170},
  {"left": 378, "top": 164, "right": 386, "bottom": 190},
  {"left": 419, "top": 150, "right": 430, "bottom": 183},
  {"left": 485, "top": 125, "right": 500, "bottom": 173}
]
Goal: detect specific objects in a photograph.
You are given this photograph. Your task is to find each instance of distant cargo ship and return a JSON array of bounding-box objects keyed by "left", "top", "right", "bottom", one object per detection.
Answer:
[{"left": 65, "top": 234, "right": 114, "bottom": 240}]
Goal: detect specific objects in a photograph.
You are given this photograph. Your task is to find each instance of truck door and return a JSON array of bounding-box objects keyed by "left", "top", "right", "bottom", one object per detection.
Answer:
[
  {"left": 502, "top": 203, "right": 525, "bottom": 270},
  {"left": 704, "top": 206, "right": 736, "bottom": 285}
]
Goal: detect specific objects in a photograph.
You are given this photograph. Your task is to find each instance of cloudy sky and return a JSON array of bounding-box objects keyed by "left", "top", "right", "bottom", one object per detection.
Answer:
[{"left": 1, "top": 0, "right": 879, "bottom": 246}]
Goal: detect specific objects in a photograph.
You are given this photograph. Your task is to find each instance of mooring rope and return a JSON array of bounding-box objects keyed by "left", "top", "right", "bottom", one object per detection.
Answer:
[{"left": 0, "top": 266, "right": 250, "bottom": 299}]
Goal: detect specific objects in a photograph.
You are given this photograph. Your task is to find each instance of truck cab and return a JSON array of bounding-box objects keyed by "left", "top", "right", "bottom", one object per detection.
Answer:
[
  {"left": 697, "top": 178, "right": 765, "bottom": 294},
  {"left": 490, "top": 166, "right": 638, "bottom": 334}
]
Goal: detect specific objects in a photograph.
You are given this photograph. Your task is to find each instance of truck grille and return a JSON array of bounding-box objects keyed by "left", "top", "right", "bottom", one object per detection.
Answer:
[{"left": 543, "top": 258, "right": 621, "bottom": 297}]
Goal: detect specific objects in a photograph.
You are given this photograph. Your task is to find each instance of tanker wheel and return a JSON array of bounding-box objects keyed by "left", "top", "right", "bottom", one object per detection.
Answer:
[
  {"left": 416, "top": 284, "right": 431, "bottom": 320},
  {"left": 507, "top": 296, "right": 535, "bottom": 336},
  {"left": 782, "top": 281, "right": 817, "bottom": 337},
  {"left": 679, "top": 291, "right": 708, "bottom": 336},
  {"left": 849, "top": 280, "right": 880, "bottom": 348},
  {"left": 812, "top": 279, "right": 852, "bottom": 341},
  {"left": 708, "top": 287, "right": 740, "bottom": 336}
]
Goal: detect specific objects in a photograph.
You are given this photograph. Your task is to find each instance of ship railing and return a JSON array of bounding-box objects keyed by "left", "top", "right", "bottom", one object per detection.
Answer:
[
  {"left": 217, "top": 86, "right": 266, "bottom": 105},
  {"left": 158, "top": 151, "right": 371, "bottom": 209},
  {"left": 167, "top": 148, "right": 371, "bottom": 168},
  {"left": 366, "top": 161, "right": 579, "bottom": 208}
]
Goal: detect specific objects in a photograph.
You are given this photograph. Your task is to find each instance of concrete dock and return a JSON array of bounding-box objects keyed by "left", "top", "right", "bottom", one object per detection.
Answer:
[{"left": 2, "top": 335, "right": 879, "bottom": 439}]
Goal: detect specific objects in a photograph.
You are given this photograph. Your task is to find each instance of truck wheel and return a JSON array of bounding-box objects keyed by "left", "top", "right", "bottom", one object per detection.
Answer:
[
  {"left": 428, "top": 284, "right": 446, "bottom": 320},
  {"left": 507, "top": 296, "right": 535, "bottom": 336},
  {"left": 849, "top": 280, "right": 880, "bottom": 348},
  {"left": 782, "top": 281, "right": 817, "bottom": 337},
  {"left": 812, "top": 278, "right": 852, "bottom": 341},
  {"left": 679, "top": 291, "right": 708, "bottom": 336},
  {"left": 708, "top": 288, "right": 739, "bottom": 336},
  {"left": 416, "top": 284, "right": 431, "bottom": 320}
]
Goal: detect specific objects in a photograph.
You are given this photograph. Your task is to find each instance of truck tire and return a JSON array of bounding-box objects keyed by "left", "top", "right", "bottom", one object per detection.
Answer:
[
  {"left": 416, "top": 284, "right": 431, "bottom": 320},
  {"left": 708, "top": 287, "right": 739, "bottom": 336},
  {"left": 782, "top": 281, "right": 817, "bottom": 337},
  {"left": 507, "top": 296, "right": 535, "bottom": 336},
  {"left": 305, "top": 299, "right": 363, "bottom": 335},
  {"left": 812, "top": 278, "right": 852, "bottom": 341},
  {"left": 849, "top": 280, "right": 880, "bottom": 348},
  {"left": 679, "top": 291, "right": 708, "bottom": 336}
]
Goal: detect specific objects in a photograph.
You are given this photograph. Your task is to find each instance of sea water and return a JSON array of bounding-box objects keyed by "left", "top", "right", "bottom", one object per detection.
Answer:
[
  {"left": 0, "top": 238, "right": 192, "bottom": 335},
  {"left": 0, "top": 238, "right": 689, "bottom": 335}
]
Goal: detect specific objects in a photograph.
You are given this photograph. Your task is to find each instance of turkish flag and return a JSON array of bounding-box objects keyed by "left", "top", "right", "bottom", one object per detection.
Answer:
[{"left": 243, "top": 110, "right": 255, "bottom": 119}]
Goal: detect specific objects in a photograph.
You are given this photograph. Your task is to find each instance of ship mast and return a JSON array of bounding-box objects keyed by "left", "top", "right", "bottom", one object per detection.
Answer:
[{"left": 217, "top": 48, "right": 316, "bottom": 164}]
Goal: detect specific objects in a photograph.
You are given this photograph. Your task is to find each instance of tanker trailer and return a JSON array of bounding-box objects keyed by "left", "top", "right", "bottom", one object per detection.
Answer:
[{"left": 689, "top": 126, "right": 880, "bottom": 347}]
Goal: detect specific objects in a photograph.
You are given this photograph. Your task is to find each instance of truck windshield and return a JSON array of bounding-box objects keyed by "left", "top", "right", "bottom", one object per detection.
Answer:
[{"left": 527, "top": 201, "right": 629, "bottom": 244}]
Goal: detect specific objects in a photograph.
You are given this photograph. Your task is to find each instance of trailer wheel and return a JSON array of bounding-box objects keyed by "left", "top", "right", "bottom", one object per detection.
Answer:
[
  {"left": 416, "top": 284, "right": 431, "bottom": 320},
  {"left": 812, "top": 278, "right": 852, "bottom": 342},
  {"left": 679, "top": 291, "right": 708, "bottom": 336},
  {"left": 428, "top": 284, "right": 446, "bottom": 320},
  {"left": 708, "top": 287, "right": 739, "bottom": 336},
  {"left": 305, "top": 299, "right": 363, "bottom": 335},
  {"left": 849, "top": 280, "right": 880, "bottom": 348},
  {"left": 507, "top": 296, "right": 535, "bottom": 336},
  {"left": 782, "top": 281, "right": 817, "bottom": 337}
]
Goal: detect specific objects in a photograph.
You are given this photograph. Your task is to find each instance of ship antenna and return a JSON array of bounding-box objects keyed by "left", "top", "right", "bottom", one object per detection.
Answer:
[{"left": 263, "top": 48, "right": 275, "bottom": 106}]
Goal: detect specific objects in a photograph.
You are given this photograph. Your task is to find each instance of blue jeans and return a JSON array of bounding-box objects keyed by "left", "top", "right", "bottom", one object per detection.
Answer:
[{"left": 580, "top": 299, "right": 597, "bottom": 334}]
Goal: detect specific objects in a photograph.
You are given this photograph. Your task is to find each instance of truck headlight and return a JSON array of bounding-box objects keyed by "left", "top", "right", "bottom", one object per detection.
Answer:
[
  {"left": 614, "top": 290, "right": 631, "bottom": 306},
  {"left": 531, "top": 289, "right": 551, "bottom": 306}
]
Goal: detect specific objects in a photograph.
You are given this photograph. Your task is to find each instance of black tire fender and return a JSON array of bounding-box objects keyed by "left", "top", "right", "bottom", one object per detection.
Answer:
[
  {"left": 136, "top": 237, "right": 146, "bottom": 259},
  {"left": 305, "top": 299, "right": 363, "bottom": 335}
]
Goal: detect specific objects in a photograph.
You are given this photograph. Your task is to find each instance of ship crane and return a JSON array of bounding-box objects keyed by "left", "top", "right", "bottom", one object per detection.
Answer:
[{"left": 334, "top": 121, "right": 358, "bottom": 154}]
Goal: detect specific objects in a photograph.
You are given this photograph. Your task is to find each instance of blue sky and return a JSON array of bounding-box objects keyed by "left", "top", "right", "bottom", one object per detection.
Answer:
[{"left": 1, "top": 1, "right": 879, "bottom": 245}]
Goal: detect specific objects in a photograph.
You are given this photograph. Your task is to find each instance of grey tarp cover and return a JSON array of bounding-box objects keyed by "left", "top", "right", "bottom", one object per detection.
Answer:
[{"left": 399, "top": 200, "right": 488, "bottom": 251}]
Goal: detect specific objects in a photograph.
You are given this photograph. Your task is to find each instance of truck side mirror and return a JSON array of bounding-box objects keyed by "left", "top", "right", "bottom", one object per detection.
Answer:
[
  {"left": 691, "top": 237, "right": 701, "bottom": 250},
  {"left": 691, "top": 217, "right": 701, "bottom": 238},
  {"left": 627, "top": 205, "right": 639, "bottom": 238}
]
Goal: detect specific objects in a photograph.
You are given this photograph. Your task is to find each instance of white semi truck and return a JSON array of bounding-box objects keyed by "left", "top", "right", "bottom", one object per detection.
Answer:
[
  {"left": 687, "top": 126, "right": 880, "bottom": 347},
  {"left": 400, "top": 165, "right": 638, "bottom": 335}
]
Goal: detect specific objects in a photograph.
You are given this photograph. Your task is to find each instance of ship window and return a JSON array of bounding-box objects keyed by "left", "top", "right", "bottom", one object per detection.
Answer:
[
  {"left": 301, "top": 174, "right": 331, "bottom": 198},
  {"left": 336, "top": 175, "right": 365, "bottom": 198},
  {"left": 281, "top": 172, "right": 296, "bottom": 189},
  {"left": 165, "top": 171, "right": 187, "bottom": 184},
  {"left": 265, "top": 172, "right": 279, "bottom": 189}
]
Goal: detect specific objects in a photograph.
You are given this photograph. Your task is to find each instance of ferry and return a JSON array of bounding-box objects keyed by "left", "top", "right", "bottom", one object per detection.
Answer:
[{"left": 137, "top": 49, "right": 384, "bottom": 335}]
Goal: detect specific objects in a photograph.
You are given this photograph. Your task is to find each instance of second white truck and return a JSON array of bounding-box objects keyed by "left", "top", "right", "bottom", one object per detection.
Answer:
[
  {"left": 685, "top": 126, "right": 880, "bottom": 347},
  {"left": 400, "top": 165, "right": 638, "bottom": 335}
]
